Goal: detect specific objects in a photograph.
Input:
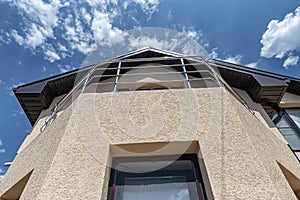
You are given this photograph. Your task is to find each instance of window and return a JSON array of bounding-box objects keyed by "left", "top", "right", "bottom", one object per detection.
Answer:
[
  {"left": 274, "top": 109, "right": 300, "bottom": 150},
  {"left": 285, "top": 109, "right": 300, "bottom": 129},
  {"left": 107, "top": 154, "right": 207, "bottom": 200}
]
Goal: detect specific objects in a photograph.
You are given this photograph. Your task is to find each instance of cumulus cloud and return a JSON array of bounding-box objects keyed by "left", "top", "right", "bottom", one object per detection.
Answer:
[
  {"left": 246, "top": 62, "right": 258, "bottom": 69},
  {"left": 57, "top": 64, "right": 76, "bottom": 73},
  {"left": 224, "top": 55, "right": 243, "bottom": 64},
  {"left": 127, "top": 31, "right": 207, "bottom": 56},
  {"left": 10, "top": 29, "right": 24, "bottom": 45},
  {"left": 208, "top": 48, "right": 258, "bottom": 68},
  {"left": 4, "top": 0, "right": 162, "bottom": 63},
  {"left": 123, "top": 0, "right": 160, "bottom": 16},
  {"left": 261, "top": 7, "right": 300, "bottom": 67},
  {"left": 44, "top": 49, "right": 61, "bottom": 63},
  {"left": 91, "top": 10, "right": 123, "bottom": 44},
  {"left": 209, "top": 47, "right": 218, "bottom": 59},
  {"left": 283, "top": 55, "right": 299, "bottom": 69},
  {"left": 9, "top": 0, "right": 61, "bottom": 48}
]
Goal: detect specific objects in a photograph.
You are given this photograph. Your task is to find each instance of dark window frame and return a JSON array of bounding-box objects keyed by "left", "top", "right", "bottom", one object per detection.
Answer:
[{"left": 107, "top": 154, "right": 207, "bottom": 200}]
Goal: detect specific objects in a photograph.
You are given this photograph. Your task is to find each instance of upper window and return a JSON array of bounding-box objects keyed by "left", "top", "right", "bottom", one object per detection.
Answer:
[
  {"left": 107, "top": 154, "right": 207, "bottom": 200},
  {"left": 274, "top": 108, "right": 300, "bottom": 150}
]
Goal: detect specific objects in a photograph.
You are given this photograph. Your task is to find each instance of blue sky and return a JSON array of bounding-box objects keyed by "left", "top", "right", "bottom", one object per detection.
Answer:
[{"left": 1, "top": 0, "right": 300, "bottom": 180}]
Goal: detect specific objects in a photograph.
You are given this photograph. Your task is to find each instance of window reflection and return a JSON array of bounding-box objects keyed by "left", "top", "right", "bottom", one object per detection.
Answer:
[
  {"left": 286, "top": 109, "right": 300, "bottom": 129},
  {"left": 108, "top": 154, "right": 206, "bottom": 200},
  {"left": 274, "top": 109, "right": 300, "bottom": 150}
]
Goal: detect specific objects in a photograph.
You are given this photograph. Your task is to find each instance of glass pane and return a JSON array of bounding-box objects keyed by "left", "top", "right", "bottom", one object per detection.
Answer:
[
  {"left": 276, "top": 115, "right": 292, "bottom": 128},
  {"left": 116, "top": 160, "right": 193, "bottom": 174},
  {"left": 124, "top": 175, "right": 187, "bottom": 185},
  {"left": 110, "top": 155, "right": 206, "bottom": 200},
  {"left": 279, "top": 128, "right": 300, "bottom": 150},
  {"left": 286, "top": 109, "right": 300, "bottom": 129},
  {"left": 115, "top": 182, "right": 198, "bottom": 200}
]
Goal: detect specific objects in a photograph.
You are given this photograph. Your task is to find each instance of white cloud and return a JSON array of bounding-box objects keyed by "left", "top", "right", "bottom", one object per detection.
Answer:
[
  {"left": 91, "top": 10, "right": 123, "bottom": 45},
  {"left": 4, "top": 0, "right": 166, "bottom": 63},
  {"left": 0, "top": 80, "right": 5, "bottom": 85},
  {"left": 81, "top": 8, "right": 92, "bottom": 25},
  {"left": 128, "top": 36, "right": 171, "bottom": 50},
  {"left": 86, "top": 0, "right": 118, "bottom": 8},
  {"left": 124, "top": 0, "right": 160, "bottom": 16},
  {"left": 186, "top": 31, "right": 198, "bottom": 39},
  {"left": 209, "top": 47, "right": 218, "bottom": 59},
  {"left": 44, "top": 49, "right": 60, "bottom": 63},
  {"left": 246, "top": 62, "right": 258, "bottom": 69},
  {"left": 127, "top": 32, "right": 207, "bottom": 56},
  {"left": 261, "top": 7, "right": 300, "bottom": 63},
  {"left": 0, "top": 139, "right": 3, "bottom": 146},
  {"left": 58, "top": 64, "right": 76, "bottom": 73},
  {"left": 224, "top": 55, "right": 243, "bottom": 64},
  {"left": 283, "top": 55, "right": 299, "bottom": 69},
  {"left": 10, "top": 29, "right": 24, "bottom": 45},
  {"left": 10, "top": 0, "right": 61, "bottom": 48},
  {"left": 0, "top": 149, "right": 5, "bottom": 154},
  {"left": 180, "top": 27, "right": 202, "bottom": 41},
  {"left": 63, "top": 13, "right": 96, "bottom": 55},
  {"left": 26, "top": 23, "right": 53, "bottom": 48}
]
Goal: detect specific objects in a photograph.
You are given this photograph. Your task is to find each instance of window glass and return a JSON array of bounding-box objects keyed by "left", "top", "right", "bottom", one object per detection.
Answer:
[
  {"left": 275, "top": 115, "right": 291, "bottom": 128},
  {"left": 286, "top": 109, "right": 300, "bottom": 129},
  {"left": 108, "top": 155, "right": 206, "bottom": 200},
  {"left": 274, "top": 109, "right": 300, "bottom": 151},
  {"left": 116, "top": 182, "right": 195, "bottom": 200},
  {"left": 279, "top": 128, "right": 300, "bottom": 150}
]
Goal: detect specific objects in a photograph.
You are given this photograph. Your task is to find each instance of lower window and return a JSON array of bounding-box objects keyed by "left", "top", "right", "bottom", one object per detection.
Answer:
[{"left": 107, "top": 154, "right": 207, "bottom": 200}]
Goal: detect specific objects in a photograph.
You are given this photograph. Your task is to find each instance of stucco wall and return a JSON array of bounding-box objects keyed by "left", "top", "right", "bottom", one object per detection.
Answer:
[{"left": 1, "top": 87, "right": 300, "bottom": 199}]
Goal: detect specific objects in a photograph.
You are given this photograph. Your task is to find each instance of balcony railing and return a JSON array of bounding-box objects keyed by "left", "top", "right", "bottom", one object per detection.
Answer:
[{"left": 40, "top": 55, "right": 252, "bottom": 132}]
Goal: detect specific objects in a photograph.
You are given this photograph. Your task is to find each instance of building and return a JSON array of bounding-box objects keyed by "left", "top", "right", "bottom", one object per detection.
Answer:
[{"left": 1, "top": 47, "right": 300, "bottom": 199}]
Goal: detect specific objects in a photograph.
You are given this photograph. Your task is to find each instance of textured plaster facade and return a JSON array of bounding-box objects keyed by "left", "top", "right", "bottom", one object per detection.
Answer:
[{"left": 1, "top": 87, "right": 300, "bottom": 199}]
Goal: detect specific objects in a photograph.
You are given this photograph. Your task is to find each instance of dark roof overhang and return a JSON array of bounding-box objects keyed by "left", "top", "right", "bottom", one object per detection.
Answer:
[
  {"left": 13, "top": 48, "right": 300, "bottom": 125},
  {"left": 13, "top": 67, "right": 91, "bottom": 125},
  {"left": 211, "top": 60, "right": 298, "bottom": 117}
]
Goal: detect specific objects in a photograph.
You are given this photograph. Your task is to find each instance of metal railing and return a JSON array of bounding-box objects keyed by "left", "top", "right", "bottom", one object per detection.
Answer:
[{"left": 40, "top": 55, "right": 252, "bottom": 132}]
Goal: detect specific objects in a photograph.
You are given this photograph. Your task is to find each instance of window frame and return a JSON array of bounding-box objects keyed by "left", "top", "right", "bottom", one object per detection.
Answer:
[{"left": 107, "top": 154, "right": 207, "bottom": 200}]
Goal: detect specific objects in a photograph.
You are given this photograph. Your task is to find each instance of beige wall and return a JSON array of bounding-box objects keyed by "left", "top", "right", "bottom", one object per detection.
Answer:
[
  {"left": 233, "top": 88, "right": 288, "bottom": 143},
  {"left": 1, "top": 88, "right": 300, "bottom": 199}
]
